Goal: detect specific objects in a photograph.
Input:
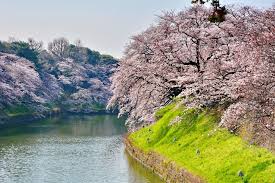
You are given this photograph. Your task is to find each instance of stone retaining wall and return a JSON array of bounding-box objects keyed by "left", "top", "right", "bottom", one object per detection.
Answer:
[{"left": 124, "top": 137, "right": 205, "bottom": 183}]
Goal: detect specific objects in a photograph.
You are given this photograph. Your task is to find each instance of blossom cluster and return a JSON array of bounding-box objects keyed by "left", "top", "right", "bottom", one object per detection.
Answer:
[{"left": 108, "top": 6, "right": 274, "bottom": 132}]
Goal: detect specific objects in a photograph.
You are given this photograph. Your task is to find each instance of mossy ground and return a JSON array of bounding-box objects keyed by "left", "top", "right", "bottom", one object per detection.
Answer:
[{"left": 129, "top": 102, "right": 275, "bottom": 183}]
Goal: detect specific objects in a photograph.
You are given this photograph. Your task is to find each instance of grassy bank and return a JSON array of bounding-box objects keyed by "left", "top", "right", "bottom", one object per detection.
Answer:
[{"left": 129, "top": 102, "right": 275, "bottom": 183}]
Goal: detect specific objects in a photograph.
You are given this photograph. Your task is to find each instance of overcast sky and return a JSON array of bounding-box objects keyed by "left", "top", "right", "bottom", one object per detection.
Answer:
[{"left": 0, "top": 0, "right": 274, "bottom": 58}]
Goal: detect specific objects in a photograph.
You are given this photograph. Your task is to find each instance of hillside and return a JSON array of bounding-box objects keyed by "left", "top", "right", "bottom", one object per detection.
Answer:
[{"left": 0, "top": 39, "right": 118, "bottom": 124}]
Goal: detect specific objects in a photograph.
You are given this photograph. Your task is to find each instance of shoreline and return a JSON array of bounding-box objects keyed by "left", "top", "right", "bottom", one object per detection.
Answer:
[
  {"left": 0, "top": 110, "right": 115, "bottom": 129},
  {"left": 124, "top": 136, "right": 205, "bottom": 183}
]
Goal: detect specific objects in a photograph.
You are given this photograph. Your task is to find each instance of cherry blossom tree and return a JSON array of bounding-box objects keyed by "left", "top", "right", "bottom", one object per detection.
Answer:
[
  {"left": 0, "top": 53, "right": 43, "bottom": 104},
  {"left": 108, "top": 5, "right": 275, "bottom": 133},
  {"left": 220, "top": 7, "right": 275, "bottom": 148},
  {"left": 109, "top": 6, "right": 233, "bottom": 129}
]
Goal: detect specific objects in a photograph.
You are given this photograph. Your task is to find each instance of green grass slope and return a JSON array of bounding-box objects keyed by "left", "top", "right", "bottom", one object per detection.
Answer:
[{"left": 129, "top": 102, "right": 275, "bottom": 183}]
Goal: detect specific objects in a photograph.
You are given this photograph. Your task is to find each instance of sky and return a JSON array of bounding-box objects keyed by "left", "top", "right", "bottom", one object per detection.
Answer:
[{"left": 0, "top": 0, "right": 274, "bottom": 58}]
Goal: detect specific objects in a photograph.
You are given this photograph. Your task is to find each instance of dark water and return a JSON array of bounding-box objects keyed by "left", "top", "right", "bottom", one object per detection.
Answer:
[{"left": 0, "top": 115, "right": 163, "bottom": 183}]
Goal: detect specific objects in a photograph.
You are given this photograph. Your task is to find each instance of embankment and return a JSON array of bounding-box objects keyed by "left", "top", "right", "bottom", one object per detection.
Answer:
[
  {"left": 126, "top": 102, "right": 275, "bottom": 183},
  {"left": 125, "top": 137, "right": 204, "bottom": 183}
]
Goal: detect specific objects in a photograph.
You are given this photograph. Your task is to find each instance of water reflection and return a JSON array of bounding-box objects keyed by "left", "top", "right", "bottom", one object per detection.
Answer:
[
  {"left": 0, "top": 114, "right": 163, "bottom": 183},
  {"left": 125, "top": 152, "right": 164, "bottom": 183}
]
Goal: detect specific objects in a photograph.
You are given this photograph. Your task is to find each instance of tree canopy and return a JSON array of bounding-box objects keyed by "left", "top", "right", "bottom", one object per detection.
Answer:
[{"left": 108, "top": 6, "right": 275, "bottom": 133}]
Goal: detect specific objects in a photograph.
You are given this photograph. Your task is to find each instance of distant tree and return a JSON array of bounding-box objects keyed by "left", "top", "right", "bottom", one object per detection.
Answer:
[
  {"left": 191, "top": 0, "right": 206, "bottom": 4},
  {"left": 48, "top": 37, "right": 69, "bottom": 57},
  {"left": 8, "top": 37, "right": 17, "bottom": 43},
  {"left": 28, "top": 38, "right": 43, "bottom": 52},
  {"left": 192, "top": 0, "right": 227, "bottom": 22},
  {"left": 2, "top": 41, "right": 39, "bottom": 63},
  {"left": 86, "top": 49, "right": 101, "bottom": 65},
  {"left": 74, "top": 39, "right": 83, "bottom": 47},
  {"left": 65, "top": 44, "right": 89, "bottom": 63},
  {"left": 99, "top": 54, "right": 117, "bottom": 65}
]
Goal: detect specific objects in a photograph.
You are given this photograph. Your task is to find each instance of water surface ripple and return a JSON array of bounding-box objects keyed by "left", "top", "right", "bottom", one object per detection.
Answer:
[{"left": 0, "top": 115, "right": 163, "bottom": 183}]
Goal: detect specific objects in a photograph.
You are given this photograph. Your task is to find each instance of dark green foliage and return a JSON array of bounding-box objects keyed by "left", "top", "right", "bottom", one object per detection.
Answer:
[
  {"left": 238, "top": 170, "right": 244, "bottom": 177},
  {"left": 3, "top": 105, "right": 34, "bottom": 117},
  {"left": 59, "top": 44, "right": 117, "bottom": 65},
  {"left": 208, "top": 7, "right": 227, "bottom": 23},
  {"left": 86, "top": 48, "right": 101, "bottom": 65},
  {"left": 0, "top": 41, "right": 37, "bottom": 61},
  {"left": 191, "top": 0, "right": 206, "bottom": 4},
  {"left": 0, "top": 41, "right": 39, "bottom": 64},
  {"left": 191, "top": 0, "right": 227, "bottom": 23},
  {"left": 63, "top": 84, "right": 78, "bottom": 94},
  {"left": 99, "top": 54, "right": 118, "bottom": 65},
  {"left": 37, "top": 50, "right": 56, "bottom": 71},
  {"left": 0, "top": 39, "right": 117, "bottom": 68},
  {"left": 65, "top": 44, "right": 91, "bottom": 63}
]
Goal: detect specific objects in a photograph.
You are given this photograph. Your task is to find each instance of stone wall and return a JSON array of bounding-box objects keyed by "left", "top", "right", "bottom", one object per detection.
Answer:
[{"left": 124, "top": 137, "right": 205, "bottom": 183}]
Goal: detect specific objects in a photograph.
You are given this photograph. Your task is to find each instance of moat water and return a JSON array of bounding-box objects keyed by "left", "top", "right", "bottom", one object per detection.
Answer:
[{"left": 0, "top": 115, "right": 163, "bottom": 183}]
